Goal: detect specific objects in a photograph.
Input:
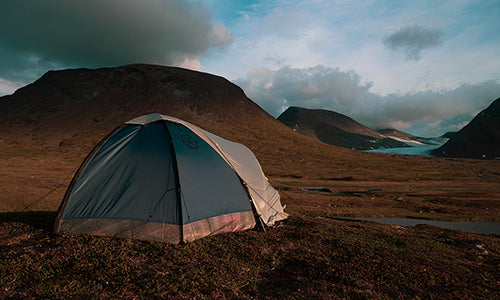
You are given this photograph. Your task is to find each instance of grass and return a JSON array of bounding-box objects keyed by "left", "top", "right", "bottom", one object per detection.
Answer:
[
  {"left": 0, "top": 210, "right": 498, "bottom": 299},
  {"left": 0, "top": 138, "right": 499, "bottom": 298}
]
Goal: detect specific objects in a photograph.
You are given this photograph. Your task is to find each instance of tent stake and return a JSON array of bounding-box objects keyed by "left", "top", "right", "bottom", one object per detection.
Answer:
[{"left": 258, "top": 216, "right": 266, "bottom": 232}]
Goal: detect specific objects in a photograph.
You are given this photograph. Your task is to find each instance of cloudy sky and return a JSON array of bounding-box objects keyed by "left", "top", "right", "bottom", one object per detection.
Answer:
[{"left": 1, "top": 0, "right": 499, "bottom": 137}]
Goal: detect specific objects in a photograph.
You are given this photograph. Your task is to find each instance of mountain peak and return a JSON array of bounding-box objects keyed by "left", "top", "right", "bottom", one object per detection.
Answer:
[
  {"left": 432, "top": 97, "right": 500, "bottom": 159},
  {"left": 0, "top": 64, "right": 275, "bottom": 148}
]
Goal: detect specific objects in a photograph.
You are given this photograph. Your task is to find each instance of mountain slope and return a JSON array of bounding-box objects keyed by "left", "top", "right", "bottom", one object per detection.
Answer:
[
  {"left": 431, "top": 97, "right": 500, "bottom": 159},
  {"left": 0, "top": 64, "right": 273, "bottom": 146},
  {"left": 277, "top": 106, "right": 406, "bottom": 150}
]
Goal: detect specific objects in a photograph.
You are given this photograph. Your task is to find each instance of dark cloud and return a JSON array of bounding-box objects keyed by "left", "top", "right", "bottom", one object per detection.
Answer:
[
  {"left": 383, "top": 26, "right": 444, "bottom": 61},
  {"left": 0, "top": 0, "right": 232, "bottom": 81},
  {"left": 237, "top": 66, "right": 500, "bottom": 137}
]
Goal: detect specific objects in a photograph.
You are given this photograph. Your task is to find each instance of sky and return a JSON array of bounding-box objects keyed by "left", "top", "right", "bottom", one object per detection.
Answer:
[{"left": 1, "top": 0, "right": 499, "bottom": 137}]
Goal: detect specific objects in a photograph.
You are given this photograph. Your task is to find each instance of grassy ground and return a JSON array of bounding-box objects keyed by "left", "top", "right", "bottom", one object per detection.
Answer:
[
  {"left": 0, "top": 145, "right": 499, "bottom": 299},
  {"left": 1, "top": 211, "right": 498, "bottom": 299}
]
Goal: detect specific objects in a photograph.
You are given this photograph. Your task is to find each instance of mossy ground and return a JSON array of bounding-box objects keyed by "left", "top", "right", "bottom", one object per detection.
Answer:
[
  {"left": 1, "top": 210, "right": 498, "bottom": 299},
  {"left": 0, "top": 144, "right": 499, "bottom": 299}
]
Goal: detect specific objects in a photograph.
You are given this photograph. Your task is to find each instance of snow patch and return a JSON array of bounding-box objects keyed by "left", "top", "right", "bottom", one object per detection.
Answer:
[{"left": 386, "top": 135, "right": 425, "bottom": 146}]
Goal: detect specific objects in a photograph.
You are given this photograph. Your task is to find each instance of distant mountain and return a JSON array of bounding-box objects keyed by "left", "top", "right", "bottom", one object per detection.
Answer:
[
  {"left": 277, "top": 106, "right": 407, "bottom": 150},
  {"left": 431, "top": 97, "right": 500, "bottom": 159}
]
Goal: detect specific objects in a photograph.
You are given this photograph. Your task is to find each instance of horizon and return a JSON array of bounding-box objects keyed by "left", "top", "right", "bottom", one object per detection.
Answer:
[{"left": 1, "top": 0, "right": 499, "bottom": 137}]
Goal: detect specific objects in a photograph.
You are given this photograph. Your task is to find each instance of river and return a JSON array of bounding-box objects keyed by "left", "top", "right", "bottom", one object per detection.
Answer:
[{"left": 343, "top": 217, "right": 499, "bottom": 235}]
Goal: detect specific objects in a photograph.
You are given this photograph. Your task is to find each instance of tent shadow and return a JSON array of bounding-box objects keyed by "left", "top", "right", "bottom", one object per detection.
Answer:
[{"left": 0, "top": 211, "right": 57, "bottom": 232}]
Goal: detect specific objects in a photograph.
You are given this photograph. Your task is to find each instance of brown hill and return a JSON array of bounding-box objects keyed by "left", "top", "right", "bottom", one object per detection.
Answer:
[
  {"left": 0, "top": 64, "right": 274, "bottom": 147},
  {"left": 432, "top": 97, "right": 500, "bottom": 159},
  {"left": 277, "top": 106, "right": 406, "bottom": 150}
]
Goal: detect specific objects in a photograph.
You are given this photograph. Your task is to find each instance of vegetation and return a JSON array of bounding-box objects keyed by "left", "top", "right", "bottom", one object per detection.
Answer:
[
  {"left": 1, "top": 210, "right": 498, "bottom": 299},
  {"left": 0, "top": 141, "right": 499, "bottom": 298}
]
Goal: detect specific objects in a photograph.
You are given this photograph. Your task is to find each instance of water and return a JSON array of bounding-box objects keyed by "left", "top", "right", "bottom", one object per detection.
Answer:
[
  {"left": 344, "top": 217, "right": 499, "bottom": 235},
  {"left": 366, "top": 145, "right": 441, "bottom": 156}
]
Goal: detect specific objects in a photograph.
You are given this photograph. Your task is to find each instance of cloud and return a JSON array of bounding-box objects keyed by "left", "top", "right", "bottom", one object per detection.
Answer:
[
  {"left": 0, "top": 78, "right": 25, "bottom": 96},
  {"left": 0, "top": 0, "right": 232, "bottom": 82},
  {"left": 236, "top": 65, "right": 500, "bottom": 136},
  {"left": 383, "top": 26, "right": 444, "bottom": 61},
  {"left": 237, "top": 66, "right": 373, "bottom": 116}
]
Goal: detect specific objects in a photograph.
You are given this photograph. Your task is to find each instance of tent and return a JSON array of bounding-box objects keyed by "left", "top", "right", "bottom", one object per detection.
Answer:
[{"left": 54, "top": 113, "right": 288, "bottom": 243}]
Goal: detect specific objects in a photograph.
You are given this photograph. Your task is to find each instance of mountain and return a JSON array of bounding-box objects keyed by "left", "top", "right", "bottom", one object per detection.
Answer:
[
  {"left": 0, "top": 64, "right": 278, "bottom": 147},
  {"left": 431, "top": 97, "right": 500, "bottom": 159},
  {"left": 277, "top": 106, "right": 407, "bottom": 150}
]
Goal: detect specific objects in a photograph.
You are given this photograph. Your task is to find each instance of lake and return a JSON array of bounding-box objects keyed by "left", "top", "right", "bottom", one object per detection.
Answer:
[
  {"left": 366, "top": 145, "right": 441, "bottom": 156},
  {"left": 343, "top": 217, "right": 499, "bottom": 235}
]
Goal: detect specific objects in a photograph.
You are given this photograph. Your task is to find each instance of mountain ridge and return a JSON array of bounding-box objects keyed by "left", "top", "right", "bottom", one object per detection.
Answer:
[
  {"left": 432, "top": 97, "right": 500, "bottom": 159},
  {"left": 0, "top": 64, "right": 277, "bottom": 147},
  {"left": 278, "top": 106, "right": 409, "bottom": 150}
]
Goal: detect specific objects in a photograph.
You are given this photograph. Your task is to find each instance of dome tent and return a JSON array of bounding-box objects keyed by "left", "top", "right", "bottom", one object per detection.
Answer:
[{"left": 54, "top": 113, "right": 288, "bottom": 243}]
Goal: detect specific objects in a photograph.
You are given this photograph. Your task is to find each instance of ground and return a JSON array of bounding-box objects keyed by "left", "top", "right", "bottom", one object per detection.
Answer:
[{"left": 0, "top": 144, "right": 499, "bottom": 299}]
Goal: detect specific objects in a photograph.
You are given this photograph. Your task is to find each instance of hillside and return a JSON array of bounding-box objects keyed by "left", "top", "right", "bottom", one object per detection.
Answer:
[
  {"left": 0, "top": 64, "right": 277, "bottom": 148},
  {"left": 432, "top": 97, "right": 500, "bottom": 159},
  {"left": 278, "top": 106, "right": 406, "bottom": 150}
]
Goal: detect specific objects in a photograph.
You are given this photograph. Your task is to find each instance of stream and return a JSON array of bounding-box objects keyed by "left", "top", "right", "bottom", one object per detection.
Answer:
[{"left": 343, "top": 217, "right": 499, "bottom": 235}]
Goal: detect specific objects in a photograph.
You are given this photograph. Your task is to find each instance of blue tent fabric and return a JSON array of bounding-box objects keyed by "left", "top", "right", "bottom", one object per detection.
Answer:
[
  {"left": 54, "top": 116, "right": 274, "bottom": 243},
  {"left": 61, "top": 122, "right": 180, "bottom": 224},
  {"left": 166, "top": 122, "right": 252, "bottom": 224}
]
